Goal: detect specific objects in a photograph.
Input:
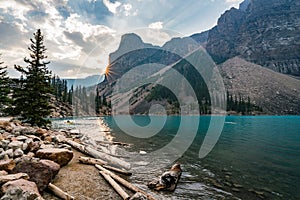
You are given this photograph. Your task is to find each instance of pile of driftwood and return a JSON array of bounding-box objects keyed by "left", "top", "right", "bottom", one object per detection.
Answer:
[
  {"left": 62, "top": 138, "right": 182, "bottom": 200},
  {"left": 64, "top": 139, "right": 157, "bottom": 200}
]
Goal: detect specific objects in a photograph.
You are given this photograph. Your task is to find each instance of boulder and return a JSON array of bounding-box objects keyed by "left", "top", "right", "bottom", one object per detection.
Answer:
[
  {"left": 35, "top": 128, "right": 47, "bottom": 136},
  {"left": 4, "top": 149, "right": 13, "bottom": 158},
  {"left": 12, "top": 158, "right": 60, "bottom": 192},
  {"left": 0, "top": 153, "right": 9, "bottom": 160},
  {"left": 0, "top": 159, "right": 15, "bottom": 172},
  {"left": 8, "top": 141, "right": 23, "bottom": 150},
  {"left": 13, "top": 149, "right": 24, "bottom": 158},
  {"left": 15, "top": 136, "right": 28, "bottom": 141},
  {"left": 27, "top": 141, "right": 40, "bottom": 153},
  {"left": 35, "top": 148, "right": 73, "bottom": 166},
  {"left": 1, "top": 179, "right": 43, "bottom": 200},
  {"left": 0, "top": 171, "right": 8, "bottom": 176},
  {"left": 0, "top": 173, "right": 29, "bottom": 184},
  {"left": 1, "top": 140, "right": 10, "bottom": 150}
]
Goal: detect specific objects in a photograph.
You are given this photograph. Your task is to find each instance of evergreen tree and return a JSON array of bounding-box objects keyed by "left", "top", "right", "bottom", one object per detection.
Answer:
[
  {"left": 68, "top": 85, "right": 73, "bottom": 105},
  {"left": 0, "top": 55, "right": 11, "bottom": 115},
  {"left": 14, "top": 29, "right": 52, "bottom": 127},
  {"left": 62, "top": 80, "right": 68, "bottom": 102},
  {"left": 95, "top": 87, "right": 100, "bottom": 114}
]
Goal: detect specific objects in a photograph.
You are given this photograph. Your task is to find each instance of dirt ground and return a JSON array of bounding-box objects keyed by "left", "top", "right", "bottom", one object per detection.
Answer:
[{"left": 42, "top": 149, "right": 123, "bottom": 200}]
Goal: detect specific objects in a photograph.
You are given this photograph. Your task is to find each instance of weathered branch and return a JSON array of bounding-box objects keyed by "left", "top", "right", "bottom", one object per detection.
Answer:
[
  {"left": 99, "top": 171, "right": 130, "bottom": 200},
  {"left": 95, "top": 165, "right": 156, "bottom": 200},
  {"left": 79, "top": 156, "right": 132, "bottom": 176},
  {"left": 78, "top": 156, "right": 107, "bottom": 166},
  {"left": 65, "top": 140, "right": 131, "bottom": 169},
  {"left": 48, "top": 183, "right": 75, "bottom": 200}
]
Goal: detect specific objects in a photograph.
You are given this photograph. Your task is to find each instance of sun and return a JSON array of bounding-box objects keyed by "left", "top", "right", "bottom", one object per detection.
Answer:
[{"left": 104, "top": 64, "right": 119, "bottom": 81}]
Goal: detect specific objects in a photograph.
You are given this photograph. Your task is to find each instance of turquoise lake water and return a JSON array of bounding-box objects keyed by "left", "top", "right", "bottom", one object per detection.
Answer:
[
  {"left": 52, "top": 116, "right": 300, "bottom": 199},
  {"left": 101, "top": 116, "right": 300, "bottom": 200}
]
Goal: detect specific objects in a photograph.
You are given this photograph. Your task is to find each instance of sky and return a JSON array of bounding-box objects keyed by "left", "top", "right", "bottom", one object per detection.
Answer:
[{"left": 0, "top": 0, "right": 243, "bottom": 78}]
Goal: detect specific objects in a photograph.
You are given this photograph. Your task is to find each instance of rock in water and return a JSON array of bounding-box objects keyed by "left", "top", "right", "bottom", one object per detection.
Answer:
[
  {"left": 129, "top": 192, "right": 147, "bottom": 200},
  {"left": 12, "top": 158, "right": 60, "bottom": 192},
  {"left": 1, "top": 179, "right": 43, "bottom": 200},
  {"left": 148, "top": 163, "right": 182, "bottom": 191},
  {"left": 35, "top": 148, "right": 73, "bottom": 166}
]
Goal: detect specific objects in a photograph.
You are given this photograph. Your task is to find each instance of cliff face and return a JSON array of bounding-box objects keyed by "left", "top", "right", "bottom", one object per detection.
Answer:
[
  {"left": 101, "top": 33, "right": 204, "bottom": 85},
  {"left": 206, "top": 0, "right": 300, "bottom": 75}
]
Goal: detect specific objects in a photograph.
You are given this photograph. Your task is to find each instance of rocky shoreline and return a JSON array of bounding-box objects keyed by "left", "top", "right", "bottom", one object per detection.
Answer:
[
  {"left": 0, "top": 119, "right": 129, "bottom": 199},
  {"left": 0, "top": 118, "right": 164, "bottom": 200},
  {"left": 0, "top": 119, "right": 73, "bottom": 199}
]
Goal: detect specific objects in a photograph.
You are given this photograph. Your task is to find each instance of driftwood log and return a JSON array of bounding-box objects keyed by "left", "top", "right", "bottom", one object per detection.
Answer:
[
  {"left": 96, "top": 140, "right": 131, "bottom": 147},
  {"left": 48, "top": 183, "right": 75, "bottom": 200},
  {"left": 78, "top": 156, "right": 107, "bottom": 166},
  {"left": 147, "top": 163, "right": 182, "bottom": 191},
  {"left": 79, "top": 156, "right": 132, "bottom": 176},
  {"left": 95, "top": 164, "right": 156, "bottom": 200},
  {"left": 100, "top": 171, "right": 130, "bottom": 200},
  {"left": 65, "top": 139, "right": 131, "bottom": 169}
]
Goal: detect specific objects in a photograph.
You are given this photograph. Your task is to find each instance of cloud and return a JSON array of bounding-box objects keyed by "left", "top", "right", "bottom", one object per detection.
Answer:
[
  {"left": 148, "top": 21, "right": 163, "bottom": 30},
  {"left": 1, "top": 0, "right": 246, "bottom": 78},
  {"left": 225, "top": 0, "right": 241, "bottom": 2},
  {"left": 103, "top": 0, "right": 121, "bottom": 14},
  {"left": 0, "top": 0, "right": 118, "bottom": 78}
]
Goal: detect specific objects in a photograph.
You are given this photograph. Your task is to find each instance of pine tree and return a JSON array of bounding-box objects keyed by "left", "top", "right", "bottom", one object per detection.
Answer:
[
  {"left": 68, "top": 85, "right": 73, "bottom": 105},
  {"left": 14, "top": 29, "right": 52, "bottom": 127},
  {"left": 0, "top": 55, "right": 11, "bottom": 116},
  {"left": 95, "top": 87, "right": 100, "bottom": 114},
  {"left": 62, "top": 80, "right": 68, "bottom": 102}
]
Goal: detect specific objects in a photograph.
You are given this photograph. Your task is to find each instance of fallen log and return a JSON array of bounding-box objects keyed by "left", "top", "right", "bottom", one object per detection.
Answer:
[
  {"left": 147, "top": 163, "right": 182, "bottom": 191},
  {"left": 99, "top": 171, "right": 130, "bottom": 200},
  {"left": 65, "top": 139, "right": 131, "bottom": 169},
  {"left": 48, "top": 183, "right": 75, "bottom": 200},
  {"left": 95, "top": 164, "right": 156, "bottom": 200},
  {"left": 78, "top": 156, "right": 108, "bottom": 166},
  {"left": 79, "top": 156, "right": 132, "bottom": 176},
  {"left": 103, "top": 165, "right": 132, "bottom": 176},
  {"left": 96, "top": 140, "right": 131, "bottom": 147}
]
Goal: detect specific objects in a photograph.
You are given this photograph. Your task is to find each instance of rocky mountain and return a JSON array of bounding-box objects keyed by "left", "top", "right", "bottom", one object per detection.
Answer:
[
  {"left": 206, "top": 0, "right": 300, "bottom": 75},
  {"left": 97, "top": 0, "right": 300, "bottom": 115},
  {"left": 220, "top": 57, "right": 300, "bottom": 114}
]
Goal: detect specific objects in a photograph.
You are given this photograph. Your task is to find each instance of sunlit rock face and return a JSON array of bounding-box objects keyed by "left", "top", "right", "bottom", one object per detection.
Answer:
[{"left": 206, "top": 0, "right": 300, "bottom": 76}]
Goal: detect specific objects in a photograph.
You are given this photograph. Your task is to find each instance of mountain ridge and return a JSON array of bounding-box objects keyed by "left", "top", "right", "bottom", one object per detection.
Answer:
[{"left": 97, "top": 0, "right": 300, "bottom": 115}]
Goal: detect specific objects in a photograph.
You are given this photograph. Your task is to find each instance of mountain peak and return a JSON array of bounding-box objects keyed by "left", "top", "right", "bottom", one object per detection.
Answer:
[{"left": 109, "top": 33, "right": 154, "bottom": 63}]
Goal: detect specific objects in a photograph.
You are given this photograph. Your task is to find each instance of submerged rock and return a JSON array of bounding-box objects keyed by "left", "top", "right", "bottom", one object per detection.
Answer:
[
  {"left": 129, "top": 192, "right": 147, "bottom": 200},
  {"left": 148, "top": 163, "right": 182, "bottom": 191}
]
